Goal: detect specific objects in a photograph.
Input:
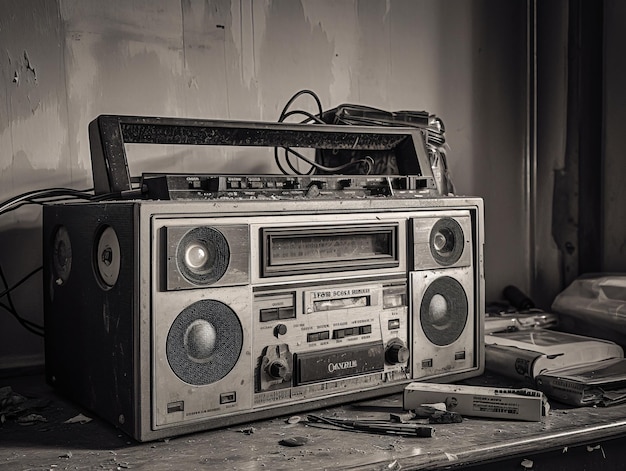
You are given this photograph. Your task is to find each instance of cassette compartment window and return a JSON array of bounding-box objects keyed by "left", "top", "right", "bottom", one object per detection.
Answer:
[{"left": 261, "top": 223, "right": 399, "bottom": 277}]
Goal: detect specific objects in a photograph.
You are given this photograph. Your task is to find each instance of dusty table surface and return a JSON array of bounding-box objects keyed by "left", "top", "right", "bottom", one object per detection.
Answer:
[{"left": 2, "top": 373, "right": 626, "bottom": 471}]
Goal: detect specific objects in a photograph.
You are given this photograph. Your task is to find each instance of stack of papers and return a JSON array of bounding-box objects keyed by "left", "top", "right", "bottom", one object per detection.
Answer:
[{"left": 485, "top": 329, "right": 626, "bottom": 407}]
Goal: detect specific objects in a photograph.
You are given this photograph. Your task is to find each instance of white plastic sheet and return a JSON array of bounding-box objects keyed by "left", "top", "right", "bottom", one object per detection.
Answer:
[{"left": 552, "top": 274, "right": 626, "bottom": 347}]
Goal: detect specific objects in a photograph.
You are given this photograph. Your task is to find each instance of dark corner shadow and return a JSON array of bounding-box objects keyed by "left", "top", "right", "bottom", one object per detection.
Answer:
[{"left": 0, "top": 374, "right": 138, "bottom": 451}]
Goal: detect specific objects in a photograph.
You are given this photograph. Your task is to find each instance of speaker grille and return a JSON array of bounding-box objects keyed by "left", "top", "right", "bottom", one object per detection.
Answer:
[
  {"left": 94, "top": 225, "right": 122, "bottom": 289},
  {"left": 176, "top": 227, "right": 230, "bottom": 285},
  {"left": 52, "top": 225, "right": 72, "bottom": 285},
  {"left": 167, "top": 300, "right": 243, "bottom": 385},
  {"left": 429, "top": 218, "right": 464, "bottom": 266},
  {"left": 420, "top": 276, "right": 468, "bottom": 346}
]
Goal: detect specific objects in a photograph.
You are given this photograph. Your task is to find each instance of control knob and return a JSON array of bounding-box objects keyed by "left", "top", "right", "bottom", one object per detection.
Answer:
[
  {"left": 274, "top": 324, "right": 288, "bottom": 337},
  {"left": 267, "top": 359, "right": 291, "bottom": 380},
  {"left": 385, "top": 341, "right": 410, "bottom": 365}
]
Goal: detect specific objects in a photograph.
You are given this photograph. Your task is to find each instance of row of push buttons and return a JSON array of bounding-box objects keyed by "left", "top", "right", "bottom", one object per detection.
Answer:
[
  {"left": 306, "top": 324, "right": 373, "bottom": 343},
  {"left": 228, "top": 179, "right": 296, "bottom": 190},
  {"left": 333, "top": 324, "right": 372, "bottom": 339},
  {"left": 259, "top": 307, "right": 296, "bottom": 322},
  {"left": 306, "top": 331, "right": 330, "bottom": 342}
]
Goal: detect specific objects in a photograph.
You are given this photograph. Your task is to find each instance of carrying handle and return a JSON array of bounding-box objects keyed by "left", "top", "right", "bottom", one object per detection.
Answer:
[{"left": 88, "top": 114, "right": 435, "bottom": 196}]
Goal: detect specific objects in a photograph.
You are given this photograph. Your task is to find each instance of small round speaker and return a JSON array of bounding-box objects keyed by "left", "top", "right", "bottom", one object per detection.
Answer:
[
  {"left": 420, "top": 276, "right": 468, "bottom": 346},
  {"left": 52, "top": 225, "right": 72, "bottom": 286},
  {"left": 429, "top": 218, "right": 464, "bottom": 266},
  {"left": 176, "top": 227, "right": 230, "bottom": 285},
  {"left": 166, "top": 299, "right": 243, "bottom": 385},
  {"left": 94, "top": 225, "right": 121, "bottom": 289}
]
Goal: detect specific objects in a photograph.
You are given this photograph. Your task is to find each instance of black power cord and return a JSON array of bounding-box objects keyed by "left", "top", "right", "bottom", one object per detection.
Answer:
[
  {"left": 275, "top": 89, "right": 376, "bottom": 176},
  {"left": 0, "top": 265, "right": 44, "bottom": 337}
]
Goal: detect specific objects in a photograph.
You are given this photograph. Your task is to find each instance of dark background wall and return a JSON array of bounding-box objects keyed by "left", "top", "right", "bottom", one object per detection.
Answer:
[{"left": 603, "top": 0, "right": 626, "bottom": 273}]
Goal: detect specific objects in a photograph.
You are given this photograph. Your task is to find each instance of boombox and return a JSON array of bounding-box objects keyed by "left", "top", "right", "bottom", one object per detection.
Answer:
[
  {"left": 43, "top": 115, "right": 484, "bottom": 441},
  {"left": 43, "top": 196, "right": 484, "bottom": 441}
]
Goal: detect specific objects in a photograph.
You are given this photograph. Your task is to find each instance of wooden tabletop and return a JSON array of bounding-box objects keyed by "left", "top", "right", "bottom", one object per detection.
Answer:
[{"left": 2, "top": 373, "right": 626, "bottom": 470}]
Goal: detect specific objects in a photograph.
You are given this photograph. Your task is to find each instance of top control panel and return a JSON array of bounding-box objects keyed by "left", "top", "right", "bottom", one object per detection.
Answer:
[{"left": 141, "top": 174, "right": 434, "bottom": 200}]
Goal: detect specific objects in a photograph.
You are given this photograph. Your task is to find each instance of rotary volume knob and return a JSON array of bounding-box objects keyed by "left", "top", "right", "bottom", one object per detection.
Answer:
[
  {"left": 385, "top": 341, "right": 410, "bottom": 365},
  {"left": 267, "top": 359, "right": 291, "bottom": 380}
]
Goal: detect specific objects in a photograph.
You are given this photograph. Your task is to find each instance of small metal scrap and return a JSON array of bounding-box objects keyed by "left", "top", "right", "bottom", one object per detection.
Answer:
[{"left": 238, "top": 426, "right": 256, "bottom": 435}]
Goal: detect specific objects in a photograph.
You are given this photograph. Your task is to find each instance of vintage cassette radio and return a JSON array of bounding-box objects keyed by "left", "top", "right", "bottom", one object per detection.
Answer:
[{"left": 43, "top": 196, "right": 484, "bottom": 441}]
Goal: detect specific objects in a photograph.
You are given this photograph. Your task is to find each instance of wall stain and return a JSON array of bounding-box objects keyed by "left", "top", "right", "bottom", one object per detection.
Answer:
[{"left": 23, "top": 50, "right": 37, "bottom": 82}]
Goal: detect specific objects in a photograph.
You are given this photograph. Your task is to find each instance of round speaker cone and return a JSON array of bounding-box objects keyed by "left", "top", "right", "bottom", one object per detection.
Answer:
[
  {"left": 52, "top": 226, "right": 72, "bottom": 285},
  {"left": 428, "top": 294, "right": 449, "bottom": 325},
  {"left": 420, "top": 276, "right": 468, "bottom": 346},
  {"left": 429, "top": 218, "right": 464, "bottom": 266},
  {"left": 94, "top": 225, "right": 121, "bottom": 288},
  {"left": 177, "top": 227, "right": 229, "bottom": 285},
  {"left": 167, "top": 299, "right": 243, "bottom": 385},
  {"left": 184, "top": 320, "right": 217, "bottom": 362}
]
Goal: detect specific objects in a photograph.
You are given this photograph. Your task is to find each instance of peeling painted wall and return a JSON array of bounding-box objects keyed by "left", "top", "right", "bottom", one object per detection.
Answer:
[{"left": 0, "top": 0, "right": 528, "bottom": 369}]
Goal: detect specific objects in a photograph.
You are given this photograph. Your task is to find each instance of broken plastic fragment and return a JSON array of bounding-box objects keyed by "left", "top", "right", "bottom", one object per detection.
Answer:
[{"left": 65, "top": 413, "right": 93, "bottom": 424}]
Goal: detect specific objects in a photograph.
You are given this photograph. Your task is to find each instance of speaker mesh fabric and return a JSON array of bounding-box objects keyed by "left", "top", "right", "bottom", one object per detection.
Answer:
[
  {"left": 167, "top": 300, "right": 243, "bottom": 385},
  {"left": 52, "top": 225, "right": 72, "bottom": 284},
  {"left": 176, "top": 227, "right": 230, "bottom": 285},
  {"left": 429, "top": 218, "right": 464, "bottom": 266},
  {"left": 420, "top": 276, "right": 468, "bottom": 346}
]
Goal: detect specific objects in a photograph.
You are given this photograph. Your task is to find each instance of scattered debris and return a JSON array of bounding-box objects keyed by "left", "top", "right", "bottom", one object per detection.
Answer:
[
  {"left": 385, "top": 459, "right": 401, "bottom": 470},
  {"left": 520, "top": 458, "right": 533, "bottom": 468},
  {"left": 286, "top": 415, "right": 302, "bottom": 424},
  {"left": 64, "top": 413, "right": 93, "bottom": 425},
  {"left": 279, "top": 436, "right": 308, "bottom": 447},
  {"left": 411, "top": 403, "right": 447, "bottom": 418},
  {"left": 238, "top": 426, "right": 256, "bottom": 435},
  {"left": 0, "top": 386, "right": 26, "bottom": 411},
  {"left": 0, "top": 386, "right": 50, "bottom": 425},
  {"left": 428, "top": 410, "right": 463, "bottom": 424},
  {"left": 405, "top": 402, "right": 464, "bottom": 424},
  {"left": 16, "top": 413, "right": 47, "bottom": 425},
  {"left": 587, "top": 445, "right": 606, "bottom": 458},
  {"left": 389, "top": 412, "right": 415, "bottom": 423}
]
